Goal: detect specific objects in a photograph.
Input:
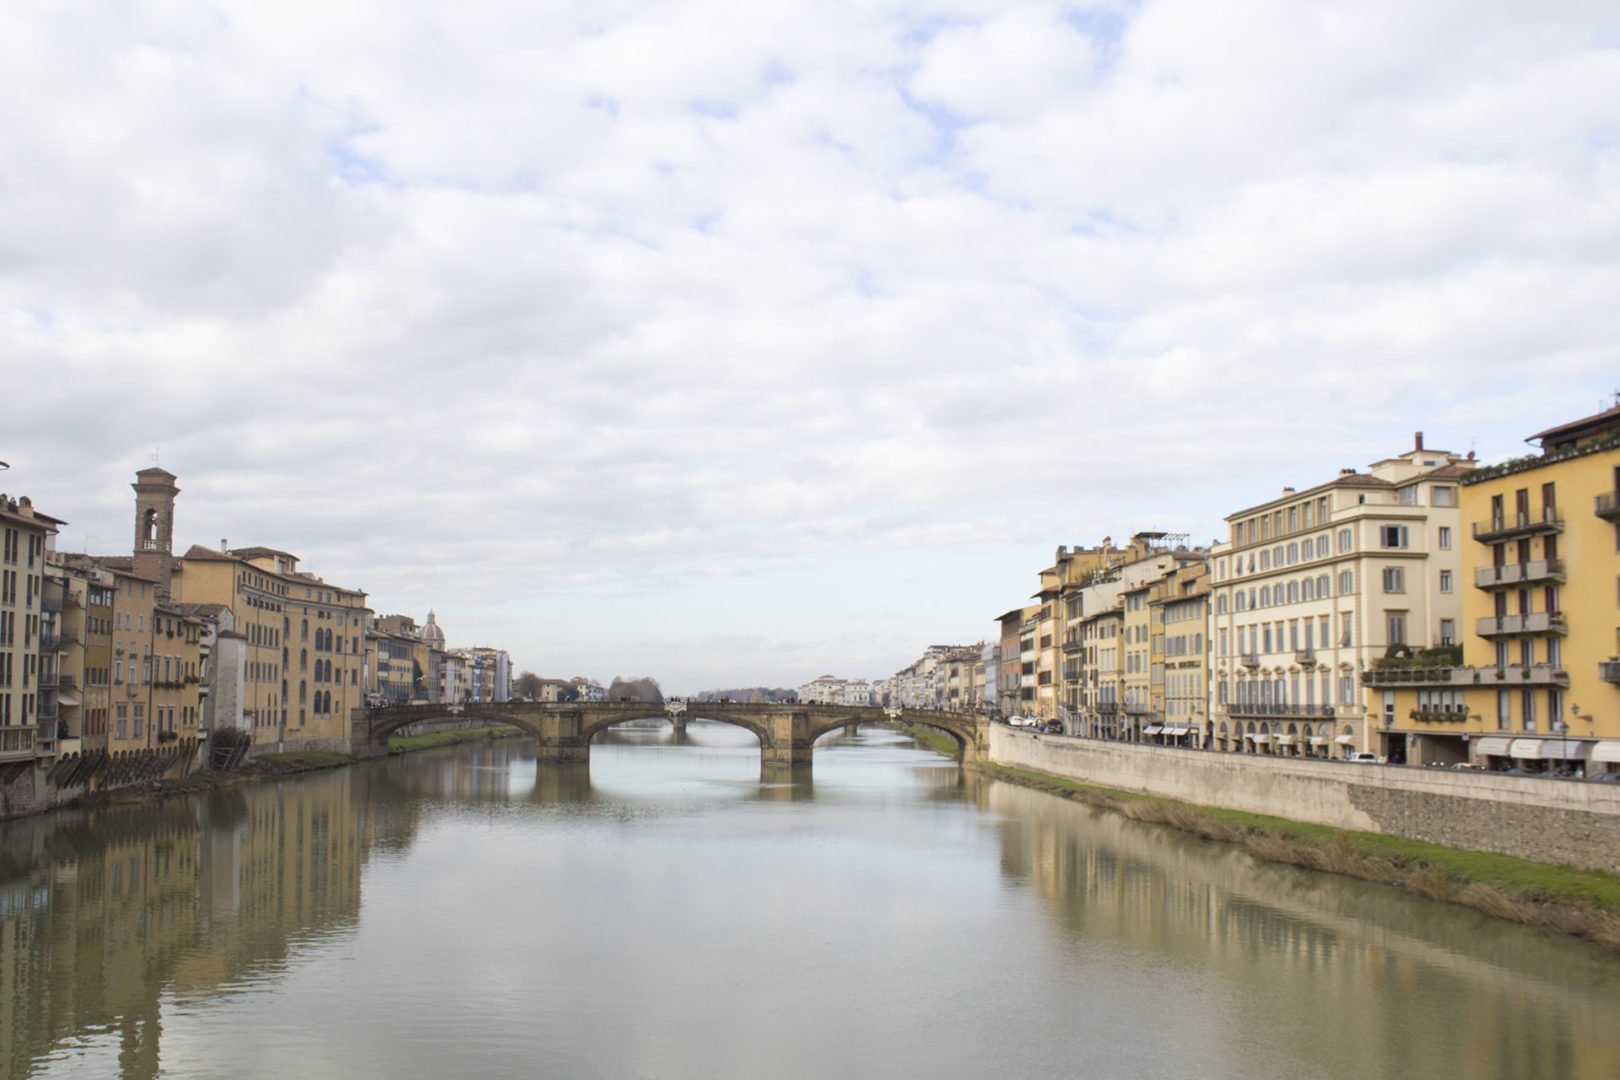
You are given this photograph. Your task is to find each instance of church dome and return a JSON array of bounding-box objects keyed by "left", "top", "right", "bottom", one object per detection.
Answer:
[{"left": 420, "top": 610, "right": 446, "bottom": 647}]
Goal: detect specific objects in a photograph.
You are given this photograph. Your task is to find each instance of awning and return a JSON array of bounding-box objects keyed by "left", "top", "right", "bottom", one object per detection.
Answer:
[
  {"left": 1309, "top": 737, "right": 1329, "bottom": 746},
  {"left": 55, "top": 690, "right": 80, "bottom": 706},
  {"left": 1334, "top": 734, "right": 1356, "bottom": 745},
  {"left": 1244, "top": 732, "right": 1257, "bottom": 740},
  {"left": 1253, "top": 734, "right": 1271, "bottom": 744},
  {"left": 1509, "top": 738, "right": 1547, "bottom": 759},
  {"left": 1273, "top": 734, "right": 1297, "bottom": 746},
  {"left": 1540, "top": 740, "right": 1588, "bottom": 761},
  {"left": 1472, "top": 737, "right": 1512, "bottom": 758},
  {"left": 1142, "top": 725, "right": 1163, "bottom": 735},
  {"left": 1591, "top": 741, "right": 1620, "bottom": 764},
  {"left": 1163, "top": 725, "right": 1188, "bottom": 737}
]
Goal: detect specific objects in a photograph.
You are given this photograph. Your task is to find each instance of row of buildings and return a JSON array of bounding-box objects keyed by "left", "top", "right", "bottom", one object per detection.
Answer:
[
  {"left": 0, "top": 468, "right": 517, "bottom": 777},
  {"left": 881, "top": 403, "right": 1620, "bottom": 773}
]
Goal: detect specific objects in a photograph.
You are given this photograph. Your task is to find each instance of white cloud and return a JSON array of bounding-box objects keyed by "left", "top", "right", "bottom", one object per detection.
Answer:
[{"left": 3, "top": 0, "right": 1617, "bottom": 689}]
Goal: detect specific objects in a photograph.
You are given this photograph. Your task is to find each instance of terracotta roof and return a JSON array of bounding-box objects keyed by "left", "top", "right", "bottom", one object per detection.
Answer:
[
  {"left": 180, "top": 544, "right": 235, "bottom": 562},
  {"left": 1528, "top": 404, "right": 1620, "bottom": 446},
  {"left": 0, "top": 505, "right": 62, "bottom": 531},
  {"left": 1425, "top": 463, "right": 1474, "bottom": 478}
]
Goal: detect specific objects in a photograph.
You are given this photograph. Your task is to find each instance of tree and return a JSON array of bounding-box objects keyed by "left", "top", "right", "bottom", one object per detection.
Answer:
[
  {"left": 516, "top": 671, "right": 545, "bottom": 700},
  {"left": 606, "top": 676, "right": 663, "bottom": 703}
]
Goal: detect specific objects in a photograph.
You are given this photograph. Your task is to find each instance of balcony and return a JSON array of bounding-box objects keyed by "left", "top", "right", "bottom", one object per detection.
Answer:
[
  {"left": 0, "top": 725, "right": 36, "bottom": 762},
  {"left": 1472, "top": 506, "right": 1562, "bottom": 543},
  {"left": 1409, "top": 706, "right": 1470, "bottom": 724},
  {"left": 1596, "top": 491, "right": 1620, "bottom": 522},
  {"left": 1095, "top": 702, "right": 1119, "bottom": 714},
  {"left": 1477, "top": 664, "right": 1570, "bottom": 687},
  {"left": 1362, "top": 665, "right": 1459, "bottom": 687},
  {"left": 1124, "top": 703, "right": 1153, "bottom": 715},
  {"left": 1476, "top": 612, "right": 1568, "bottom": 637},
  {"left": 1474, "top": 559, "right": 1566, "bottom": 590},
  {"left": 58, "top": 627, "right": 79, "bottom": 646},
  {"left": 1294, "top": 648, "right": 1316, "bottom": 666},
  {"left": 1596, "top": 660, "right": 1620, "bottom": 684},
  {"left": 40, "top": 630, "right": 59, "bottom": 651},
  {"left": 37, "top": 697, "right": 57, "bottom": 721},
  {"left": 1240, "top": 652, "right": 1260, "bottom": 667},
  {"left": 55, "top": 673, "right": 78, "bottom": 693},
  {"left": 40, "top": 596, "right": 62, "bottom": 614}
]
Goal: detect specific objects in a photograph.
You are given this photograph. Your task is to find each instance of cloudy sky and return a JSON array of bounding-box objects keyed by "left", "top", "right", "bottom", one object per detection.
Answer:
[{"left": 3, "top": 1, "right": 1617, "bottom": 692}]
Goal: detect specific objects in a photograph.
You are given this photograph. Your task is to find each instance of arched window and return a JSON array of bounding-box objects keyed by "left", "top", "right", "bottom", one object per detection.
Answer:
[
  {"left": 300, "top": 649, "right": 307, "bottom": 672},
  {"left": 301, "top": 619, "right": 309, "bottom": 642},
  {"left": 299, "top": 681, "right": 307, "bottom": 704},
  {"left": 324, "top": 691, "right": 332, "bottom": 714}
]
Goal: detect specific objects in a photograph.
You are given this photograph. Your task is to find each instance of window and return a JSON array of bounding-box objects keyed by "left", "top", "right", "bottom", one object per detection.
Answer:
[
  {"left": 1438, "top": 526, "right": 1452, "bottom": 550},
  {"left": 1382, "top": 567, "right": 1405, "bottom": 593},
  {"left": 1338, "top": 569, "right": 1354, "bottom": 595},
  {"left": 1380, "top": 525, "right": 1409, "bottom": 549},
  {"left": 1337, "top": 529, "right": 1353, "bottom": 553},
  {"left": 1433, "top": 486, "right": 1456, "bottom": 507},
  {"left": 1521, "top": 689, "right": 1536, "bottom": 732},
  {"left": 1398, "top": 486, "right": 1418, "bottom": 506},
  {"left": 1439, "top": 570, "right": 1452, "bottom": 593},
  {"left": 1386, "top": 611, "right": 1407, "bottom": 645},
  {"left": 1440, "top": 618, "right": 1455, "bottom": 646}
]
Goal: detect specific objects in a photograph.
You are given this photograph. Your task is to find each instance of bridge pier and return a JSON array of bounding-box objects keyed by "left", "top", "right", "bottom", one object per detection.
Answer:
[
  {"left": 760, "top": 709, "right": 814, "bottom": 768},
  {"left": 534, "top": 709, "right": 591, "bottom": 764},
  {"left": 843, "top": 723, "right": 859, "bottom": 737}
]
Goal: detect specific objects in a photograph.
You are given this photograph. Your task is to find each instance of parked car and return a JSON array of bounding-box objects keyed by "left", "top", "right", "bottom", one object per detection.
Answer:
[
  {"left": 1588, "top": 772, "right": 1620, "bottom": 784},
  {"left": 1451, "top": 762, "right": 1485, "bottom": 770},
  {"left": 1347, "top": 752, "right": 1382, "bottom": 764}
]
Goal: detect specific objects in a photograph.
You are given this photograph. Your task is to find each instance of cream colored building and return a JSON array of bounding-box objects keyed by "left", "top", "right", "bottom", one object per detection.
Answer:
[
  {"left": 1208, "top": 435, "right": 1471, "bottom": 760},
  {"left": 0, "top": 495, "right": 63, "bottom": 765},
  {"left": 1150, "top": 562, "right": 1210, "bottom": 747}
]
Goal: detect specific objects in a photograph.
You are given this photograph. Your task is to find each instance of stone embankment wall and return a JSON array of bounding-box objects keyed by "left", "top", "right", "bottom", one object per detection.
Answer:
[
  {"left": 990, "top": 727, "right": 1620, "bottom": 875},
  {"left": 0, "top": 743, "right": 207, "bottom": 819}
]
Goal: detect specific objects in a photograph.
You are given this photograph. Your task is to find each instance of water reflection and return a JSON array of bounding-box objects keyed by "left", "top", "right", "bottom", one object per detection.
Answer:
[
  {"left": 982, "top": 779, "right": 1620, "bottom": 1080},
  {"left": 2, "top": 725, "right": 1617, "bottom": 1080}
]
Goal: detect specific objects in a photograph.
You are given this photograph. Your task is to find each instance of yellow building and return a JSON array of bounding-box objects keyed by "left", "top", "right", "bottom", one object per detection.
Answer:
[
  {"left": 1369, "top": 405, "right": 1620, "bottom": 773},
  {"left": 109, "top": 567, "right": 159, "bottom": 753},
  {"left": 1150, "top": 562, "right": 1210, "bottom": 747},
  {"left": 1122, "top": 580, "right": 1154, "bottom": 739},
  {"left": 172, "top": 545, "right": 367, "bottom": 754}
]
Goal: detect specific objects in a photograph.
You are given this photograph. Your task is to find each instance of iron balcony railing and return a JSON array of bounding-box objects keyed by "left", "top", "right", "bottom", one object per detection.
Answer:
[
  {"left": 1473, "top": 559, "right": 1566, "bottom": 589},
  {"left": 1294, "top": 648, "right": 1316, "bottom": 666},
  {"left": 1596, "top": 491, "right": 1620, "bottom": 522},
  {"left": 1599, "top": 660, "right": 1620, "bottom": 684},
  {"left": 1240, "top": 652, "right": 1260, "bottom": 667}
]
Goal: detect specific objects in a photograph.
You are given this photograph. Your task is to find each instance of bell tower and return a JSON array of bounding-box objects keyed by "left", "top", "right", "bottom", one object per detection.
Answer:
[{"left": 132, "top": 467, "right": 179, "bottom": 599}]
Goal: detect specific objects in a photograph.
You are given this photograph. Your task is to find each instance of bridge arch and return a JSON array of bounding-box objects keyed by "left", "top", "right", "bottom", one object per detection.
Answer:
[
  {"left": 803, "top": 711, "right": 975, "bottom": 758},
  {"left": 360, "top": 704, "right": 542, "bottom": 747},
  {"left": 579, "top": 709, "right": 772, "bottom": 748}
]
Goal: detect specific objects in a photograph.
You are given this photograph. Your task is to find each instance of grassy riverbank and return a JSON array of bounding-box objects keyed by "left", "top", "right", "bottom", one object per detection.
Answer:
[
  {"left": 900, "top": 723, "right": 962, "bottom": 758},
  {"left": 972, "top": 761, "right": 1620, "bottom": 953},
  {"left": 387, "top": 724, "right": 525, "bottom": 754}
]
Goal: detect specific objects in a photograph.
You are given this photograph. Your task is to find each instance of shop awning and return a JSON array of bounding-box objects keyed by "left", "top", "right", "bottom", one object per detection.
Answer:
[
  {"left": 1274, "top": 734, "right": 1297, "bottom": 746},
  {"left": 1163, "top": 725, "right": 1188, "bottom": 737},
  {"left": 1509, "top": 738, "right": 1548, "bottom": 759},
  {"left": 1309, "top": 736, "right": 1329, "bottom": 746},
  {"left": 1528, "top": 739, "right": 1589, "bottom": 761},
  {"left": 55, "top": 690, "right": 80, "bottom": 706},
  {"left": 1252, "top": 733, "right": 1271, "bottom": 744},
  {"left": 1334, "top": 734, "right": 1356, "bottom": 745},
  {"left": 1471, "top": 737, "right": 1512, "bottom": 758},
  {"left": 1591, "top": 742, "right": 1620, "bottom": 764},
  {"left": 1142, "top": 725, "right": 1163, "bottom": 735}
]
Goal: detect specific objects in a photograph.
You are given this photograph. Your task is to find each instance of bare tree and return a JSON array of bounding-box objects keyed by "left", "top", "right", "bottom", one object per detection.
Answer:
[
  {"left": 515, "top": 671, "right": 544, "bottom": 700},
  {"left": 606, "top": 676, "right": 664, "bottom": 703}
]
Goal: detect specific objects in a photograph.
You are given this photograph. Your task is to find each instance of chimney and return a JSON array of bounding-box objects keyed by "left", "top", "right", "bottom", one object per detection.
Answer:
[
  {"left": 1282, "top": 486, "right": 1295, "bottom": 495},
  {"left": 221, "top": 539, "right": 229, "bottom": 551},
  {"left": 1340, "top": 468, "right": 1356, "bottom": 475},
  {"left": 1414, "top": 431, "right": 1424, "bottom": 452}
]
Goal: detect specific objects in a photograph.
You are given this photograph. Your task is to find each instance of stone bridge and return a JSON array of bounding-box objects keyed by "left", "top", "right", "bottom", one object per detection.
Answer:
[{"left": 350, "top": 701, "right": 988, "bottom": 769}]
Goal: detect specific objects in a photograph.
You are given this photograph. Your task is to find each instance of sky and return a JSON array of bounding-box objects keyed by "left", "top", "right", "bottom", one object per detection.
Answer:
[{"left": 3, "top": 1, "right": 1618, "bottom": 694}]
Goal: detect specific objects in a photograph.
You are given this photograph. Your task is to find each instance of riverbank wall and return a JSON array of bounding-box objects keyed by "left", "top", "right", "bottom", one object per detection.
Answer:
[
  {"left": 1, "top": 740, "right": 208, "bottom": 819},
  {"left": 989, "top": 727, "right": 1620, "bottom": 874}
]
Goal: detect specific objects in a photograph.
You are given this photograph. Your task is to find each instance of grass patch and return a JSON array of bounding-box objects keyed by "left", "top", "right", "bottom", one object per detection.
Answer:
[
  {"left": 900, "top": 724, "right": 962, "bottom": 758},
  {"left": 387, "top": 724, "right": 526, "bottom": 755},
  {"left": 972, "top": 761, "right": 1620, "bottom": 953}
]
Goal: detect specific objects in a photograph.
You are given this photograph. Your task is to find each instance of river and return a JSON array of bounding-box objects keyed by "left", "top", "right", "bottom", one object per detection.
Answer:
[{"left": 3, "top": 721, "right": 1617, "bottom": 1079}]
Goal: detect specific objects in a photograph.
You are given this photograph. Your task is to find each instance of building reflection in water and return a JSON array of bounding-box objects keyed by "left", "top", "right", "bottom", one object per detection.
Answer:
[
  {"left": 975, "top": 775, "right": 1620, "bottom": 1080},
  {"left": 0, "top": 765, "right": 414, "bottom": 1079}
]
